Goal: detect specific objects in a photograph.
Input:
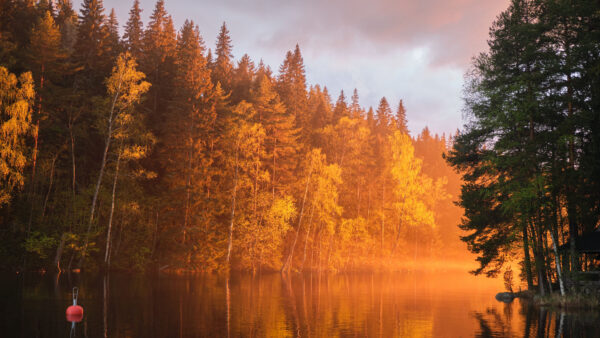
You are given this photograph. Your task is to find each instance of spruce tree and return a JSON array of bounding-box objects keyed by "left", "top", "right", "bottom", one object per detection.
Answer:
[
  {"left": 375, "top": 97, "right": 392, "bottom": 133},
  {"left": 333, "top": 90, "right": 349, "bottom": 123},
  {"left": 231, "top": 53, "right": 255, "bottom": 104},
  {"left": 141, "top": 0, "right": 176, "bottom": 161},
  {"left": 350, "top": 88, "right": 363, "bottom": 119},
  {"left": 73, "top": 0, "right": 112, "bottom": 89},
  {"left": 106, "top": 9, "right": 121, "bottom": 59},
  {"left": 251, "top": 74, "right": 297, "bottom": 198},
  {"left": 123, "top": 0, "right": 143, "bottom": 59},
  {"left": 394, "top": 99, "right": 408, "bottom": 134},
  {"left": 212, "top": 22, "right": 233, "bottom": 92},
  {"left": 55, "top": 0, "right": 78, "bottom": 53}
]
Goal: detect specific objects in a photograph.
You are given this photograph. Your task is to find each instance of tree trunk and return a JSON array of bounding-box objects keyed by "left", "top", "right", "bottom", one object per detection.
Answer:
[
  {"left": 104, "top": 147, "right": 122, "bottom": 267},
  {"left": 226, "top": 140, "right": 240, "bottom": 265},
  {"left": 53, "top": 233, "right": 67, "bottom": 272},
  {"left": 282, "top": 162, "right": 313, "bottom": 273},
  {"left": 300, "top": 203, "right": 316, "bottom": 271},
  {"left": 272, "top": 138, "right": 277, "bottom": 200},
  {"left": 79, "top": 74, "right": 123, "bottom": 269},
  {"left": 549, "top": 230, "right": 565, "bottom": 296},
  {"left": 42, "top": 155, "right": 58, "bottom": 218},
  {"left": 151, "top": 211, "right": 159, "bottom": 259},
  {"left": 380, "top": 180, "right": 385, "bottom": 259},
  {"left": 522, "top": 220, "right": 534, "bottom": 290}
]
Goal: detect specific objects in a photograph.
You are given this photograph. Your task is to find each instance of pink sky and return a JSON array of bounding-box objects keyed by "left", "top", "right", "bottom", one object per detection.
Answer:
[{"left": 78, "top": 0, "right": 510, "bottom": 136}]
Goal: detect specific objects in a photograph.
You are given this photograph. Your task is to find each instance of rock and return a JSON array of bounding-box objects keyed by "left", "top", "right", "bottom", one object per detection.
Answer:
[{"left": 495, "top": 292, "right": 515, "bottom": 303}]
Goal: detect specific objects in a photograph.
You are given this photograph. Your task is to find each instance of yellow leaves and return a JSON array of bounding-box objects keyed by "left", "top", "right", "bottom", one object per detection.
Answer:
[
  {"left": 389, "top": 130, "right": 436, "bottom": 231},
  {"left": 106, "top": 52, "right": 151, "bottom": 110},
  {"left": 0, "top": 67, "right": 34, "bottom": 206},
  {"left": 121, "top": 145, "right": 149, "bottom": 160},
  {"left": 339, "top": 217, "right": 368, "bottom": 242},
  {"left": 265, "top": 195, "right": 297, "bottom": 235}
]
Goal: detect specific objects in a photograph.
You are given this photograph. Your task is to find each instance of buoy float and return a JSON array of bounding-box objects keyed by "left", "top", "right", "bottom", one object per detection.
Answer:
[{"left": 66, "top": 287, "right": 83, "bottom": 322}]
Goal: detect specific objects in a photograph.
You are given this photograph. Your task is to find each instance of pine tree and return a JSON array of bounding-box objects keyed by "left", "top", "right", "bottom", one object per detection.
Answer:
[
  {"left": 106, "top": 9, "right": 121, "bottom": 59},
  {"left": 350, "top": 88, "right": 363, "bottom": 119},
  {"left": 333, "top": 90, "right": 349, "bottom": 123},
  {"left": 28, "top": 10, "right": 63, "bottom": 89},
  {"left": 394, "top": 99, "right": 408, "bottom": 134},
  {"left": 231, "top": 53, "right": 255, "bottom": 104},
  {"left": 141, "top": 0, "right": 176, "bottom": 161},
  {"left": 55, "top": 0, "right": 78, "bottom": 53},
  {"left": 375, "top": 97, "right": 392, "bottom": 132},
  {"left": 73, "top": 0, "right": 112, "bottom": 88},
  {"left": 277, "top": 45, "right": 308, "bottom": 143},
  {"left": 123, "top": 0, "right": 143, "bottom": 59},
  {"left": 251, "top": 74, "right": 297, "bottom": 198},
  {"left": 212, "top": 22, "right": 233, "bottom": 92},
  {"left": 161, "top": 20, "right": 216, "bottom": 266}
]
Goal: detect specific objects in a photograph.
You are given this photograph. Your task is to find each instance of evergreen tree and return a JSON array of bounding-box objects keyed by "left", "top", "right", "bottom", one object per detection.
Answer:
[
  {"left": 333, "top": 90, "right": 349, "bottom": 123},
  {"left": 161, "top": 20, "right": 216, "bottom": 267},
  {"left": 123, "top": 0, "right": 143, "bottom": 59},
  {"left": 73, "top": 0, "right": 112, "bottom": 89},
  {"left": 277, "top": 45, "right": 308, "bottom": 143},
  {"left": 394, "top": 99, "right": 408, "bottom": 134},
  {"left": 231, "top": 53, "right": 255, "bottom": 104},
  {"left": 350, "top": 88, "right": 363, "bottom": 119},
  {"left": 141, "top": 0, "right": 176, "bottom": 174},
  {"left": 55, "top": 0, "right": 78, "bottom": 53},
  {"left": 375, "top": 97, "right": 392, "bottom": 132},
  {"left": 212, "top": 22, "right": 233, "bottom": 92},
  {"left": 251, "top": 74, "right": 297, "bottom": 198},
  {"left": 106, "top": 9, "right": 121, "bottom": 59}
]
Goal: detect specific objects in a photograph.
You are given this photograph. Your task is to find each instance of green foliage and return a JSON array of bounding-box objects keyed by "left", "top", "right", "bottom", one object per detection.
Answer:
[
  {"left": 23, "top": 231, "right": 57, "bottom": 259},
  {"left": 447, "top": 0, "right": 600, "bottom": 289}
]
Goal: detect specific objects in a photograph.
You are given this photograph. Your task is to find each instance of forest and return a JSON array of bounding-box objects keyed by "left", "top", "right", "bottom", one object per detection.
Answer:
[
  {"left": 447, "top": 0, "right": 600, "bottom": 296},
  {"left": 0, "top": 0, "right": 465, "bottom": 273}
]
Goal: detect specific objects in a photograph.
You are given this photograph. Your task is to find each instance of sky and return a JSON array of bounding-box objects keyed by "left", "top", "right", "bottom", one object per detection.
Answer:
[{"left": 78, "top": 0, "right": 510, "bottom": 136}]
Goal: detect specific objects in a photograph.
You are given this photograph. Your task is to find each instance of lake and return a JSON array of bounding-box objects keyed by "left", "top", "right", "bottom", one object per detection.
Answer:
[{"left": 1, "top": 271, "right": 598, "bottom": 337}]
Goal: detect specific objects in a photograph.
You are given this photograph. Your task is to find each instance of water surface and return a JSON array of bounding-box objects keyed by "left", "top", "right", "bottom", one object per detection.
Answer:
[{"left": 1, "top": 271, "right": 598, "bottom": 337}]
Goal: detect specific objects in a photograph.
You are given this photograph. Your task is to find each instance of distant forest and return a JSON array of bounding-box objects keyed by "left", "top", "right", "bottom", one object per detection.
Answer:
[{"left": 0, "top": 0, "right": 465, "bottom": 272}]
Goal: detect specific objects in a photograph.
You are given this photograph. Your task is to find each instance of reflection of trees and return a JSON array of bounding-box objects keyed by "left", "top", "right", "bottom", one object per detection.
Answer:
[
  {"left": 472, "top": 305, "right": 514, "bottom": 338},
  {"left": 473, "top": 300, "right": 600, "bottom": 338},
  {"left": 10, "top": 273, "right": 600, "bottom": 336}
]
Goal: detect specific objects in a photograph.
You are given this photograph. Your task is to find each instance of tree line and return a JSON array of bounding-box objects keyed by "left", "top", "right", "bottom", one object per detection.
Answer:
[
  {"left": 447, "top": 0, "right": 600, "bottom": 295},
  {"left": 0, "top": 0, "right": 464, "bottom": 273}
]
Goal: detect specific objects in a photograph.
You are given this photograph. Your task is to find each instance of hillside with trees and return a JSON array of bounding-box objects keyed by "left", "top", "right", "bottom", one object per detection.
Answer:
[{"left": 0, "top": 0, "right": 465, "bottom": 273}]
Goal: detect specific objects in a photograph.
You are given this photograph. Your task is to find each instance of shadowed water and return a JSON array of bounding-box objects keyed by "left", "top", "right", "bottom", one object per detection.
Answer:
[{"left": 1, "top": 271, "right": 598, "bottom": 337}]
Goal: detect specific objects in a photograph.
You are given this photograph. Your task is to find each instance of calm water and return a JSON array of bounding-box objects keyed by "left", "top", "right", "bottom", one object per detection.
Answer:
[{"left": 1, "top": 271, "right": 598, "bottom": 337}]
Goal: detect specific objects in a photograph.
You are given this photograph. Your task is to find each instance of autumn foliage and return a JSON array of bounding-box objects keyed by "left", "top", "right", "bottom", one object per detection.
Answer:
[{"left": 0, "top": 0, "right": 465, "bottom": 273}]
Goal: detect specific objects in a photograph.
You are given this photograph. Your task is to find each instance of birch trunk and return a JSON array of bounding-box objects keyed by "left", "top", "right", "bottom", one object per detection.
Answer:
[
  {"left": 79, "top": 72, "right": 123, "bottom": 268},
  {"left": 104, "top": 147, "right": 122, "bottom": 267},
  {"left": 549, "top": 230, "right": 565, "bottom": 296},
  {"left": 226, "top": 140, "right": 240, "bottom": 265},
  {"left": 282, "top": 163, "right": 313, "bottom": 273}
]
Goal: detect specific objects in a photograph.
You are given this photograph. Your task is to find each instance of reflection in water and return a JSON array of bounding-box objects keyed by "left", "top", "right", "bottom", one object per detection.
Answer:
[
  {"left": 471, "top": 299, "right": 600, "bottom": 338},
  {"left": 1, "top": 272, "right": 599, "bottom": 337}
]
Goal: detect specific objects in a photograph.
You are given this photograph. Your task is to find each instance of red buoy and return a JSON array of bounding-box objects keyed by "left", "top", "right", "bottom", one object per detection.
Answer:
[
  {"left": 66, "top": 306, "right": 83, "bottom": 322},
  {"left": 66, "top": 287, "right": 83, "bottom": 322}
]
